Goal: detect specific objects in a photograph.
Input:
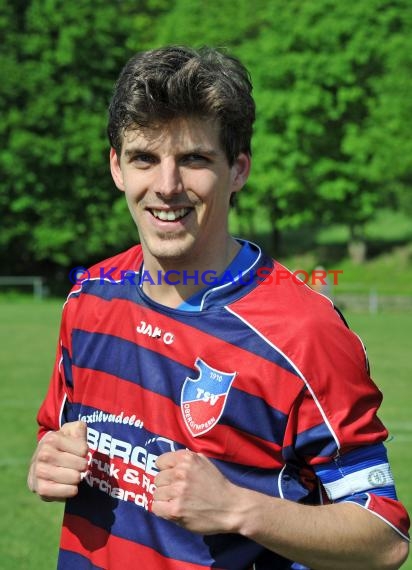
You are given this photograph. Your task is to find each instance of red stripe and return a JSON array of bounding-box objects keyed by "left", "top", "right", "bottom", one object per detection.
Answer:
[
  {"left": 61, "top": 513, "right": 222, "bottom": 569},
  {"left": 368, "top": 495, "right": 410, "bottom": 539}
]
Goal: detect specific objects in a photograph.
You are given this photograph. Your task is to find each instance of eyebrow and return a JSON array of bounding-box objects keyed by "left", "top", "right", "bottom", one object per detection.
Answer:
[
  {"left": 183, "top": 146, "right": 219, "bottom": 157},
  {"left": 123, "top": 146, "right": 219, "bottom": 158},
  {"left": 123, "top": 147, "right": 150, "bottom": 158}
]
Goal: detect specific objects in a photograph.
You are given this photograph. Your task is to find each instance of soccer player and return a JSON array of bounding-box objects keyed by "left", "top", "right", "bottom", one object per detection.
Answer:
[{"left": 28, "top": 46, "right": 409, "bottom": 569}]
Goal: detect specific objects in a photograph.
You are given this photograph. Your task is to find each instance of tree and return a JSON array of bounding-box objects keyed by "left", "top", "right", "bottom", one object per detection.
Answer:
[
  {"left": 240, "top": 0, "right": 412, "bottom": 251},
  {"left": 155, "top": 0, "right": 412, "bottom": 254},
  {"left": 2, "top": 0, "right": 410, "bottom": 274},
  {"left": 0, "top": 0, "right": 169, "bottom": 274},
  {"left": 349, "top": 5, "right": 412, "bottom": 216}
]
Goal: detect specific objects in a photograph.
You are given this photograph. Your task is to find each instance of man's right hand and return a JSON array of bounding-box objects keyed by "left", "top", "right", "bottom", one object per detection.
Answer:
[{"left": 28, "top": 421, "right": 89, "bottom": 501}]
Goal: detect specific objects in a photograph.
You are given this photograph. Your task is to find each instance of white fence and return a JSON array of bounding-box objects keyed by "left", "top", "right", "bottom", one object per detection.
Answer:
[
  {"left": 0, "top": 276, "right": 46, "bottom": 299},
  {"left": 333, "top": 292, "right": 412, "bottom": 313}
]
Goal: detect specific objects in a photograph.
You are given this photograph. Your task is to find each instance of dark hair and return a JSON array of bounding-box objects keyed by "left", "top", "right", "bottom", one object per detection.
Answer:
[{"left": 107, "top": 45, "right": 255, "bottom": 165}]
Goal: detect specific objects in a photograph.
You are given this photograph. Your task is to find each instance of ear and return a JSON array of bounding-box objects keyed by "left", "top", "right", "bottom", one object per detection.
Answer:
[
  {"left": 110, "top": 147, "right": 125, "bottom": 192},
  {"left": 230, "top": 152, "right": 251, "bottom": 195}
]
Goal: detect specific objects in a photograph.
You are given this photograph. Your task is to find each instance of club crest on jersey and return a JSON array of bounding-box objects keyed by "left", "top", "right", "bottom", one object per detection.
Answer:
[{"left": 181, "top": 358, "right": 236, "bottom": 437}]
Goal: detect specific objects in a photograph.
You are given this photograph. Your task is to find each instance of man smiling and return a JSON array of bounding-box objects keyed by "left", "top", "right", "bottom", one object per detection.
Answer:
[
  {"left": 28, "top": 46, "right": 409, "bottom": 569},
  {"left": 110, "top": 117, "right": 250, "bottom": 307}
]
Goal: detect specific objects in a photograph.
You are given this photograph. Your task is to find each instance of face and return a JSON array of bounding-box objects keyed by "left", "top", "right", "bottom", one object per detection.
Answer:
[{"left": 110, "top": 117, "right": 250, "bottom": 271}]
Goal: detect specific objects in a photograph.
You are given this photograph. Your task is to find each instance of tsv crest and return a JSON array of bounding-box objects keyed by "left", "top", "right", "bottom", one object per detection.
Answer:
[{"left": 181, "top": 358, "right": 236, "bottom": 437}]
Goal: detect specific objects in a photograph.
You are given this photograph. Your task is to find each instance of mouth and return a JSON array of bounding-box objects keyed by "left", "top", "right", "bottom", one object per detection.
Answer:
[{"left": 149, "top": 207, "right": 191, "bottom": 222}]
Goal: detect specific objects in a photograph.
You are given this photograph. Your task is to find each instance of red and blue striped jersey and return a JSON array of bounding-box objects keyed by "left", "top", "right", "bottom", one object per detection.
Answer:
[{"left": 37, "top": 243, "right": 410, "bottom": 569}]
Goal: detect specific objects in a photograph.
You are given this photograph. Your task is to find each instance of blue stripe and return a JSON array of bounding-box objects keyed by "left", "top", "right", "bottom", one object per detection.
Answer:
[
  {"left": 62, "top": 345, "right": 73, "bottom": 388},
  {"left": 365, "top": 485, "right": 397, "bottom": 499},
  {"left": 58, "top": 549, "right": 105, "bottom": 570},
  {"left": 279, "top": 463, "right": 321, "bottom": 503},
  {"left": 283, "top": 423, "right": 338, "bottom": 462},
  {"left": 70, "top": 277, "right": 140, "bottom": 303},
  {"left": 203, "top": 534, "right": 291, "bottom": 569},
  {"left": 216, "top": 459, "right": 283, "bottom": 498},
  {"left": 72, "top": 329, "right": 193, "bottom": 402},
  {"left": 63, "top": 480, "right": 305, "bottom": 569},
  {"left": 65, "top": 486, "right": 250, "bottom": 568},
  {"left": 225, "top": 389, "right": 288, "bottom": 445},
  {"left": 315, "top": 443, "right": 390, "bottom": 483},
  {"left": 71, "top": 330, "right": 288, "bottom": 446},
  {"left": 295, "top": 424, "right": 338, "bottom": 457},
  {"left": 337, "top": 492, "right": 369, "bottom": 506},
  {"left": 174, "top": 308, "right": 299, "bottom": 376},
  {"left": 64, "top": 483, "right": 299, "bottom": 569}
]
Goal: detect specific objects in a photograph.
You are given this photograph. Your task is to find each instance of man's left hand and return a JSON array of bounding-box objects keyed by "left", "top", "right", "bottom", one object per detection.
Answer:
[{"left": 152, "top": 449, "right": 242, "bottom": 534}]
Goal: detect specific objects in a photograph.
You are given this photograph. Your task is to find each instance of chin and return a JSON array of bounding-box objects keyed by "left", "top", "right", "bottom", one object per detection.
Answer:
[{"left": 146, "top": 239, "right": 196, "bottom": 263}]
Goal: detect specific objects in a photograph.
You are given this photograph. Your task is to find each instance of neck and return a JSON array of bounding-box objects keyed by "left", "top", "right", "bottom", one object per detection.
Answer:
[{"left": 141, "top": 237, "right": 241, "bottom": 308}]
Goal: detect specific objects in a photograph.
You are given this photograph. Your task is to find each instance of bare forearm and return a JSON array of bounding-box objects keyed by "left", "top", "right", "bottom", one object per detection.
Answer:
[
  {"left": 230, "top": 486, "right": 408, "bottom": 570},
  {"left": 153, "top": 451, "right": 408, "bottom": 569}
]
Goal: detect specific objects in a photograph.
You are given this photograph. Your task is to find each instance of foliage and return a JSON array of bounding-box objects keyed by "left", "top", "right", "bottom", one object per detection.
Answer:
[
  {"left": 156, "top": 0, "right": 412, "bottom": 250},
  {"left": 241, "top": 0, "right": 412, "bottom": 247},
  {"left": 354, "top": 7, "right": 412, "bottom": 215},
  {"left": 0, "top": 0, "right": 411, "bottom": 270},
  {"left": 0, "top": 0, "right": 169, "bottom": 270}
]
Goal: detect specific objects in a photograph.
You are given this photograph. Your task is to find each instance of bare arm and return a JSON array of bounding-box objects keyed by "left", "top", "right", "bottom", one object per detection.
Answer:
[
  {"left": 28, "top": 421, "right": 89, "bottom": 501},
  {"left": 153, "top": 450, "right": 409, "bottom": 570}
]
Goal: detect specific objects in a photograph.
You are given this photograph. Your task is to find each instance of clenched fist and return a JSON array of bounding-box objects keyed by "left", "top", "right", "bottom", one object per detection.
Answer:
[
  {"left": 152, "top": 449, "right": 246, "bottom": 535},
  {"left": 28, "top": 421, "right": 89, "bottom": 501}
]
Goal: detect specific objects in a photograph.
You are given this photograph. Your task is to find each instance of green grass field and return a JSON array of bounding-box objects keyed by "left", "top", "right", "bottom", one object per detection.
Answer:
[{"left": 0, "top": 299, "right": 410, "bottom": 568}]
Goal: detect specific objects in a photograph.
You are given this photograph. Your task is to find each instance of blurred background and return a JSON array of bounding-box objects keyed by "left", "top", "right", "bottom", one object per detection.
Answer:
[{"left": 0, "top": 0, "right": 411, "bottom": 567}]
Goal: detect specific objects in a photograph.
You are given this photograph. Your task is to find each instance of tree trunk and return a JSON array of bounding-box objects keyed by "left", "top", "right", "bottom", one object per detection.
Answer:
[{"left": 348, "top": 225, "right": 367, "bottom": 264}]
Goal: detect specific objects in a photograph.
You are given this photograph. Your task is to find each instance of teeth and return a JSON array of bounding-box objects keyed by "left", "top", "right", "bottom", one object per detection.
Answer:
[{"left": 152, "top": 208, "right": 189, "bottom": 221}]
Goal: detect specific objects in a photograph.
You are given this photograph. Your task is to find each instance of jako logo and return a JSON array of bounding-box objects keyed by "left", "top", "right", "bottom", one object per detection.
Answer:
[{"left": 136, "top": 320, "right": 174, "bottom": 345}]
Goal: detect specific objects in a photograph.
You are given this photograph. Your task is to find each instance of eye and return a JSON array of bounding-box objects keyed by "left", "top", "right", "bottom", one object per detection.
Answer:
[
  {"left": 181, "top": 154, "right": 211, "bottom": 166},
  {"left": 130, "top": 153, "right": 157, "bottom": 167}
]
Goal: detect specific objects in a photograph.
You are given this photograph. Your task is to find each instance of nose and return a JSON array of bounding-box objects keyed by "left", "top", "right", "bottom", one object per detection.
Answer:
[{"left": 155, "top": 159, "right": 183, "bottom": 197}]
